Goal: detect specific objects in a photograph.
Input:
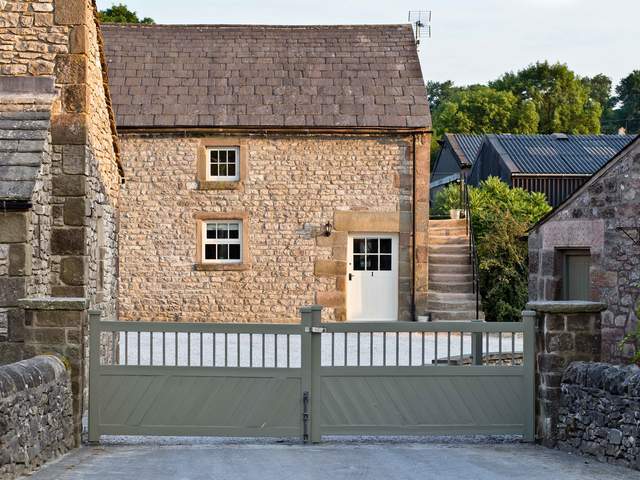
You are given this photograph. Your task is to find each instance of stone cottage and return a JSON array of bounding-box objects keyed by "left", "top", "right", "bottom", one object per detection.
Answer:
[
  {"left": 0, "top": 0, "right": 121, "bottom": 439},
  {"left": 528, "top": 135, "right": 640, "bottom": 362},
  {"left": 102, "top": 24, "right": 431, "bottom": 323}
]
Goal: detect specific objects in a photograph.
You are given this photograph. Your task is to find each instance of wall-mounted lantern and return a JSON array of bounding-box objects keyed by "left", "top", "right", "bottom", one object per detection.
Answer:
[{"left": 323, "top": 222, "right": 333, "bottom": 237}]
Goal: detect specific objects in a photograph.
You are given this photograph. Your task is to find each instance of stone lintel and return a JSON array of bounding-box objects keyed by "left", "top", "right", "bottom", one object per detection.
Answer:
[
  {"left": 333, "top": 210, "right": 401, "bottom": 233},
  {"left": 18, "top": 297, "right": 89, "bottom": 311},
  {"left": 526, "top": 301, "right": 607, "bottom": 314}
]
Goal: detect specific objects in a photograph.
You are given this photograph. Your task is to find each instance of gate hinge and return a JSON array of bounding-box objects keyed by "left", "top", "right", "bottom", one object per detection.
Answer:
[{"left": 304, "top": 327, "right": 326, "bottom": 334}]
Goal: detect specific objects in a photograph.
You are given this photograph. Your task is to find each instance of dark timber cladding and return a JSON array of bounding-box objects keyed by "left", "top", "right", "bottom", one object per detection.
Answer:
[
  {"left": 469, "top": 134, "right": 636, "bottom": 206},
  {"left": 101, "top": 24, "right": 431, "bottom": 129}
]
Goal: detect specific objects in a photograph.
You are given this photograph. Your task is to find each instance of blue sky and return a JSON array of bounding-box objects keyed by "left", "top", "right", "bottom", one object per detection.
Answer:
[{"left": 96, "top": 0, "right": 639, "bottom": 88}]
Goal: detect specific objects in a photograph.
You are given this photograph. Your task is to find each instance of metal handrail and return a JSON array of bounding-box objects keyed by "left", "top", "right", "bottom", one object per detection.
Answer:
[{"left": 462, "top": 179, "right": 481, "bottom": 320}]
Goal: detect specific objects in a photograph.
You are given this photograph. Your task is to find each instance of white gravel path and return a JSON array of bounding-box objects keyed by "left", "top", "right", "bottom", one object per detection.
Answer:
[{"left": 114, "top": 331, "right": 523, "bottom": 367}]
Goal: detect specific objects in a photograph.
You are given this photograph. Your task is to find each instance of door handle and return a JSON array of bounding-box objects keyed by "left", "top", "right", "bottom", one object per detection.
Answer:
[{"left": 348, "top": 273, "right": 353, "bottom": 281}]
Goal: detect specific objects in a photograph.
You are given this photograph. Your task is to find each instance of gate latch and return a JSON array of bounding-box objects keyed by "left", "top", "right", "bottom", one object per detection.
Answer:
[{"left": 304, "top": 327, "right": 326, "bottom": 334}]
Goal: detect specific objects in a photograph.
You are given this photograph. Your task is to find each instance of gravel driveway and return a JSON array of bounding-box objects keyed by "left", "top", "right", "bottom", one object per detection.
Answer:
[{"left": 28, "top": 439, "right": 638, "bottom": 480}]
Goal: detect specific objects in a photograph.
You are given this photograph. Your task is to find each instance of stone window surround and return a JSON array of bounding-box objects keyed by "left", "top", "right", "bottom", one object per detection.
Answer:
[
  {"left": 313, "top": 210, "right": 413, "bottom": 321},
  {"left": 197, "top": 138, "right": 248, "bottom": 191},
  {"left": 194, "top": 212, "right": 251, "bottom": 271}
]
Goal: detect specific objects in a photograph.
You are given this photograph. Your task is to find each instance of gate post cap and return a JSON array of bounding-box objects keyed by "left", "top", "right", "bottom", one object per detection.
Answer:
[{"left": 525, "top": 301, "right": 607, "bottom": 314}]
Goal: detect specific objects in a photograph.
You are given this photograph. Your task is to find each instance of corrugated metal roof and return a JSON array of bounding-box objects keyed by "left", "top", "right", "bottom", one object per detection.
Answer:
[
  {"left": 445, "top": 133, "right": 483, "bottom": 166},
  {"left": 492, "top": 134, "right": 635, "bottom": 174}
]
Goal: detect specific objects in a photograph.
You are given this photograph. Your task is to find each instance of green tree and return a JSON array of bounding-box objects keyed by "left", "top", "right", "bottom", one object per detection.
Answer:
[
  {"left": 426, "top": 80, "right": 457, "bottom": 113},
  {"left": 432, "top": 85, "right": 539, "bottom": 137},
  {"left": 612, "top": 70, "right": 640, "bottom": 134},
  {"left": 582, "top": 74, "right": 616, "bottom": 132},
  {"left": 433, "top": 177, "right": 552, "bottom": 322},
  {"left": 99, "top": 3, "right": 154, "bottom": 24},
  {"left": 490, "top": 61, "right": 602, "bottom": 134}
]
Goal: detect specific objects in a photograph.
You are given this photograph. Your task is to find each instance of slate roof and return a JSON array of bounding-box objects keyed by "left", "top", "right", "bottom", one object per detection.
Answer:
[
  {"left": 0, "top": 96, "right": 53, "bottom": 201},
  {"left": 485, "top": 134, "right": 636, "bottom": 175},
  {"left": 101, "top": 24, "right": 431, "bottom": 129},
  {"left": 444, "top": 133, "right": 483, "bottom": 167}
]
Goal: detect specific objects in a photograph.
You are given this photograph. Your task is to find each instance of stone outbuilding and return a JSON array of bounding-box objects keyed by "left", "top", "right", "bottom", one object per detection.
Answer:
[
  {"left": 528, "top": 135, "right": 640, "bottom": 362},
  {"left": 0, "top": 0, "right": 122, "bottom": 441},
  {"left": 102, "top": 23, "right": 432, "bottom": 323}
]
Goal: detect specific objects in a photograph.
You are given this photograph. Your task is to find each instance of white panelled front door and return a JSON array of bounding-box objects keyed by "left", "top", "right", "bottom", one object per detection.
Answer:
[{"left": 346, "top": 234, "right": 399, "bottom": 321}]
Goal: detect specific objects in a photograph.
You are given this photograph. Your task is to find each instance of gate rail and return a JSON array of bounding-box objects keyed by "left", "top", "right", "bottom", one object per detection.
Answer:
[{"left": 89, "top": 308, "right": 535, "bottom": 443}]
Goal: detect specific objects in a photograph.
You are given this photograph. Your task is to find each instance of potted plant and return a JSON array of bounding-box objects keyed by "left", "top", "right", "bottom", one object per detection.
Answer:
[{"left": 449, "top": 208, "right": 462, "bottom": 220}]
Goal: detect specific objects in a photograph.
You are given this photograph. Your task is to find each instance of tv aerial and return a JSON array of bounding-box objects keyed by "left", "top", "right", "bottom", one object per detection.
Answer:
[{"left": 408, "top": 10, "right": 432, "bottom": 48}]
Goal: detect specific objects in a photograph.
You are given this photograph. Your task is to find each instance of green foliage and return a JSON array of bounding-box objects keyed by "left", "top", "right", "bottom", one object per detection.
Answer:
[
  {"left": 612, "top": 70, "right": 640, "bottom": 134},
  {"left": 434, "top": 178, "right": 551, "bottom": 322},
  {"left": 433, "top": 85, "right": 539, "bottom": 138},
  {"left": 99, "top": 3, "right": 154, "bottom": 24},
  {"left": 490, "top": 61, "right": 602, "bottom": 134},
  {"left": 427, "top": 80, "right": 457, "bottom": 113},
  {"left": 432, "top": 183, "right": 462, "bottom": 216}
]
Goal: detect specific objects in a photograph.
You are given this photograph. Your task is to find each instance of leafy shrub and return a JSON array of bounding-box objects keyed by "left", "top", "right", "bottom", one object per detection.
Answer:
[
  {"left": 434, "top": 177, "right": 552, "bottom": 322},
  {"left": 432, "top": 183, "right": 462, "bottom": 216}
]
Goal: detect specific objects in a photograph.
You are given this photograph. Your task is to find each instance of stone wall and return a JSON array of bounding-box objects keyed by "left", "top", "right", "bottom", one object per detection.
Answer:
[
  {"left": 0, "top": 0, "right": 68, "bottom": 76},
  {"left": 529, "top": 139, "right": 640, "bottom": 362},
  {"left": 527, "top": 301, "right": 605, "bottom": 447},
  {"left": 558, "top": 361, "right": 640, "bottom": 471},
  {"left": 118, "top": 133, "right": 426, "bottom": 322},
  {"left": 0, "top": 355, "right": 73, "bottom": 480}
]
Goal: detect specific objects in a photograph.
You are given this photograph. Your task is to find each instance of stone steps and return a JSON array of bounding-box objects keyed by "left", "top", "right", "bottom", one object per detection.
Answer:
[
  {"left": 429, "top": 310, "right": 485, "bottom": 321},
  {"left": 429, "top": 281, "right": 474, "bottom": 294},
  {"left": 429, "top": 273, "right": 473, "bottom": 283},
  {"left": 429, "top": 244, "right": 470, "bottom": 255},
  {"left": 430, "top": 263, "right": 473, "bottom": 275},
  {"left": 429, "top": 253, "right": 471, "bottom": 266},
  {"left": 427, "top": 218, "right": 483, "bottom": 322},
  {"left": 429, "top": 235, "right": 467, "bottom": 245}
]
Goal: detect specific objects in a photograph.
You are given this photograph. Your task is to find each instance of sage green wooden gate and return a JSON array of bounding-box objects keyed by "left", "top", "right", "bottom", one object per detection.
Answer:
[{"left": 88, "top": 307, "right": 535, "bottom": 443}]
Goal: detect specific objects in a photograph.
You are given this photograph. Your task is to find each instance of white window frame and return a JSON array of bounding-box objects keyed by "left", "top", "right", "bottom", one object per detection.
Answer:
[
  {"left": 202, "top": 220, "right": 243, "bottom": 264},
  {"left": 206, "top": 147, "right": 240, "bottom": 182}
]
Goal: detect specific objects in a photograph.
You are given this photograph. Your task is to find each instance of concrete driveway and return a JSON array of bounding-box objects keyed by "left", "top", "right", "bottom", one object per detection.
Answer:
[{"left": 27, "top": 438, "right": 637, "bottom": 480}]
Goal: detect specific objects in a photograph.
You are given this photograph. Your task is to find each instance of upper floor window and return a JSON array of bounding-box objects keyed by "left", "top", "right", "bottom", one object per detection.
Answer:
[{"left": 207, "top": 147, "right": 240, "bottom": 182}]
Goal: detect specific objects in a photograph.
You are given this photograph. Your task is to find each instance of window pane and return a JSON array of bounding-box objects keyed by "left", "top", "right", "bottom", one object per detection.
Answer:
[
  {"left": 218, "top": 244, "right": 229, "bottom": 260},
  {"left": 205, "top": 244, "right": 216, "bottom": 260},
  {"left": 353, "top": 239, "right": 365, "bottom": 254},
  {"left": 210, "top": 164, "right": 219, "bottom": 177},
  {"left": 380, "top": 255, "right": 392, "bottom": 271},
  {"left": 217, "top": 224, "right": 228, "bottom": 239},
  {"left": 219, "top": 150, "right": 227, "bottom": 162},
  {"left": 206, "top": 224, "right": 216, "bottom": 239},
  {"left": 228, "top": 149, "right": 236, "bottom": 162},
  {"left": 210, "top": 150, "right": 218, "bottom": 162},
  {"left": 353, "top": 255, "right": 365, "bottom": 270},
  {"left": 228, "top": 224, "right": 239, "bottom": 239},
  {"left": 380, "top": 239, "right": 392, "bottom": 254},
  {"left": 219, "top": 163, "right": 227, "bottom": 176},
  {"left": 366, "top": 255, "right": 378, "bottom": 271},
  {"left": 229, "top": 244, "right": 241, "bottom": 260},
  {"left": 366, "top": 239, "right": 378, "bottom": 254},
  {"left": 228, "top": 163, "right": 236, "bottom": 177}
]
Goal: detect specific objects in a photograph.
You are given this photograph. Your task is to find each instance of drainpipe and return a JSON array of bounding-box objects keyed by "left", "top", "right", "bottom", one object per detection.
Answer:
[{"left": 412, "top": 134, "right": 417, "bottom": 321}]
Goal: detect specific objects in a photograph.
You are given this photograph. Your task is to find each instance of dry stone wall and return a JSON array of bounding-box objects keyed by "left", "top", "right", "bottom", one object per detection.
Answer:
[
  {"left": 118, "top": 134, "right": 414, "bottom": 322},
  {"left": 558, "top": 361, "right": 640, "bottom": 471},
  {"left": 0, "top": 355, "right": 73, "bottom": 480}
]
